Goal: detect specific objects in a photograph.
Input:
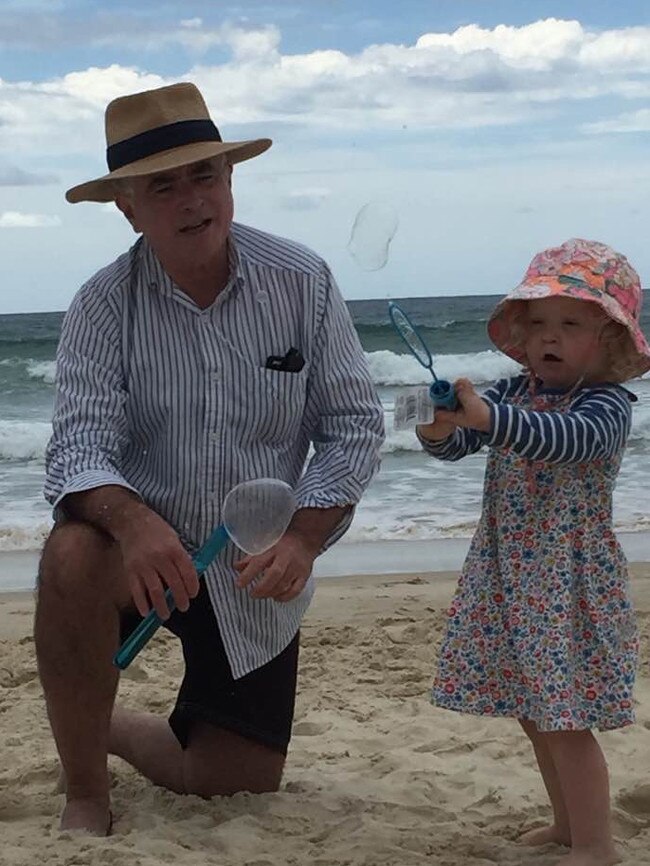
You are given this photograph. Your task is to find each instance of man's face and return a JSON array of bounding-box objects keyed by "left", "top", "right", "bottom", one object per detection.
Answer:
[{"left": 116, "top": 157, "right": 234, "bottom": 268}]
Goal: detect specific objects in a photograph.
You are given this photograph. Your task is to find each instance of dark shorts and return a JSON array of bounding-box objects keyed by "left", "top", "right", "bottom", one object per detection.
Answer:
[{"left": 119, "top": 583, "right": 299, "bottom": 755}]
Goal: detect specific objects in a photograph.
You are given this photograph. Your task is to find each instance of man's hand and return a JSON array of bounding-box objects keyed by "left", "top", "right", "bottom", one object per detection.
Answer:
[
  {"left": 115, "top": 509, "right": 200, "bottom": 618},
  {"left": 434, "top": 378, "right": 492, "bottom": 433},
  {"left": 63, "top": 486, "right": 200, "bottom": 619},
  {"left": 234, "top": 533, "right": 317, "bottom": 602}
]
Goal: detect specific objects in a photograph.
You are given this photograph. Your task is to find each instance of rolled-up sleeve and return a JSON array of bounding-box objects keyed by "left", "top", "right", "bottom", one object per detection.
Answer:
[
  {"left": 294, "top": 265, "right": 385, "bottom": 544},
  {"left": 44, "top": 290, "right": 138, "bottom": 509}
]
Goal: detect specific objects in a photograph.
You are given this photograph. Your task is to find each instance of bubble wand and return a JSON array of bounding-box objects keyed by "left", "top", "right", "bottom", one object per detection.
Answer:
[
  {"left": 388, "top": 302, "right": 457, "bottom": 410},
  {"left": 114, "top": 478, "right": 296, "bottom": 670}
]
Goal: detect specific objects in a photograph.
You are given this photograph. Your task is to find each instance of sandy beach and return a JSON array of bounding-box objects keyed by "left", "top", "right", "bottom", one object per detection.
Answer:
[{"left": 0, "top": 566, "right": 649, "bottom": 866}]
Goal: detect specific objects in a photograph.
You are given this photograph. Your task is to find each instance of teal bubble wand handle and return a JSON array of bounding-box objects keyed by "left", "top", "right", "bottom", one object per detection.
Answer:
[{"left": 113, "top": 524, "right": 230, "bottom": 670}]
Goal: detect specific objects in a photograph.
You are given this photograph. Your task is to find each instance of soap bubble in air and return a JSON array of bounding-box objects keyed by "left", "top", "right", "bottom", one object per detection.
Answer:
[{"left": 347, "top": 201, "right": 399, "bottom": 271}]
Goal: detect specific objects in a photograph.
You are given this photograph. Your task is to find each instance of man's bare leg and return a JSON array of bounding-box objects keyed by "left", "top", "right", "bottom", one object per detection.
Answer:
[
  {"left": 35, "top": 522, "right": 131, "bottom": 835},
  {"left": 109, "top": 707, "right": 285, "bottom": 796}
]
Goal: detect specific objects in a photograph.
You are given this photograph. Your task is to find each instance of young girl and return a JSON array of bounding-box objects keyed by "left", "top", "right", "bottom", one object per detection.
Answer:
[{"left": 418, "top": 238, "right": 650, "bottom": 866}]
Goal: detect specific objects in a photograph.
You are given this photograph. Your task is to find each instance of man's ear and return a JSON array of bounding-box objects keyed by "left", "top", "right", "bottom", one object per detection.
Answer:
[{"left": 115, "top": 195, "right": 140, "bottom": 233}]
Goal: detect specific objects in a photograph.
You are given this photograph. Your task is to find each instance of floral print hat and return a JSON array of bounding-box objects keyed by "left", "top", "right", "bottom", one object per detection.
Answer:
[{"left": 487, "top": 237, "right": 650, "bottom": 382}]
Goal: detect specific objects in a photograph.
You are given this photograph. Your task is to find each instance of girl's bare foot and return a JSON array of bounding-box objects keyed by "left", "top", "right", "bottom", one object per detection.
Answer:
[
  {"left": 60, "top": 797, "right": 112, "bottom": 836},
  {"left": 555, "top": 846, "right": 620, "bottom": 866},
  {"left": 519, "top": 824, "right": 571, "bottom": 847}
]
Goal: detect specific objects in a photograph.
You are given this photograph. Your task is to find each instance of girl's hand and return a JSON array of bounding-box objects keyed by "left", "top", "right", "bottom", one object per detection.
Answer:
[
  {"left": 435, "top": 378, "right": 492, "bottom": 433},
  {"left": 417, "top": 413, "right": 457, "bottom": 442}
]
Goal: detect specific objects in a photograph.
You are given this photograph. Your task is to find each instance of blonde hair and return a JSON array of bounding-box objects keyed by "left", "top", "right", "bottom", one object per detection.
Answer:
[{"left": 503, "top": 298, "right": 632, "bottom": 384}]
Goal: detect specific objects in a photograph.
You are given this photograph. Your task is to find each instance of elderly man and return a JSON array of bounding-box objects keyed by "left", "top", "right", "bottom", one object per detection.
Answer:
[{"left": 35, "top": 82, "right": 384, "bottom": 835}]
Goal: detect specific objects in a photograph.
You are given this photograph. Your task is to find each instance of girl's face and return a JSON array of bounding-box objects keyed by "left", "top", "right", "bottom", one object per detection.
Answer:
[{"left": 524, "top": 297, "right": 607, "bottom": 388}]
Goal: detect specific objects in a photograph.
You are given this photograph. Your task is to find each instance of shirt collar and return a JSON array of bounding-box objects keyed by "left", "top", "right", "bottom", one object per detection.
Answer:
[{"left": 136, "top": 233, "right": 244, "bottom": 300}]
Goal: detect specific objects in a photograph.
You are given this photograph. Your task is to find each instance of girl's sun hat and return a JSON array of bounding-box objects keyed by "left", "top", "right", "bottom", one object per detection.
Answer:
[{"left": 487, "top": 237, "right": 650, "bottom": 381}]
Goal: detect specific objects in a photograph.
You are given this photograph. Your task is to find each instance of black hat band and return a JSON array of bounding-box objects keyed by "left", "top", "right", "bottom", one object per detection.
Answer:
[{"left": 107, "top": 119, "right": 222, "bottom": 171}]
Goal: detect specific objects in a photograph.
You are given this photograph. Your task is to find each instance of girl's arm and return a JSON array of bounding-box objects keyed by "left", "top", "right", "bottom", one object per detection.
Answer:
[
  {"left": 417, "top": 377, "right": 513, "bottom": 461},
  {"left": 486, "top": 386, "right": 633, "bottom": 463}
]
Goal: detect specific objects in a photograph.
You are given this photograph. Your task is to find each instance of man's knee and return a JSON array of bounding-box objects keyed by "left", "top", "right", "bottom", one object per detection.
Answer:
[
  {"left": 38, "top": 521, "right": 115, "bottom": 600},
  {"left": 187, "top": 759, "right": 284, "bottom": 798},
  {"left": 184, "top": 724, "right": 286, "bottom": 797}
]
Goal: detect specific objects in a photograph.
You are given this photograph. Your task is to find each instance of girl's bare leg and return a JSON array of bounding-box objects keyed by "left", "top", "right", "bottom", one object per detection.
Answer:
[
  {"left": 518, "top": 719, "right": 571, "bottom": 847},
  {"left": 544, "top": 729, "right": 619, "bottom": 866}
]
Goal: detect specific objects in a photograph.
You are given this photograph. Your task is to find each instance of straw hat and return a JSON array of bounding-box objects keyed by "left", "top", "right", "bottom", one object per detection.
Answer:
[
  {"left": 487, "top": 238, "right": 650, "bottom": 381},
  {"left": 66, "top": 82, "right": 271, "bottom": 204}
]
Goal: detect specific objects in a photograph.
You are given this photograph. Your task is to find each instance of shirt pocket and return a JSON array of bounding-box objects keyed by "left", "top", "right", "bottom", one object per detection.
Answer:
[{"left": 224, "top": 354, "right": 310, "bottom": 449}]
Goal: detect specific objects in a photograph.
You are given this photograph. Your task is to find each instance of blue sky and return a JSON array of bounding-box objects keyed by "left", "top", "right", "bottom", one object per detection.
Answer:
[{"left": 1, "top": 1, "right": 649, "bottom": 312}]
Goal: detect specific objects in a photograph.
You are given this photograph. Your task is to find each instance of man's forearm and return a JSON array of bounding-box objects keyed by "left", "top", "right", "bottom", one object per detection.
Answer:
[
  {"left": 285, "top": 506, "right": 350, "bottom": 556},
  {"left": 61, "top": 485, "right": 152, "bottom": 542}
]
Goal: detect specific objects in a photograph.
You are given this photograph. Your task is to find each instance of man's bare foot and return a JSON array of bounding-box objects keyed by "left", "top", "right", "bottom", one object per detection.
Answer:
[
  {"left": 60, "top": 797, "right": 112, "bottom": 836},
  {"left": 520, "top": 824, "right": 571, "bottom": 847},
  {"left": 555, "top": 846, "right": 620, "bottom": 866}
]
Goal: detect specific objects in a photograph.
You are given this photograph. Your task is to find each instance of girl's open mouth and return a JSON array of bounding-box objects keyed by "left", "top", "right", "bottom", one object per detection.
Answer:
[{"left": 543, "top": 353, "right": 562, "bottom": 363}]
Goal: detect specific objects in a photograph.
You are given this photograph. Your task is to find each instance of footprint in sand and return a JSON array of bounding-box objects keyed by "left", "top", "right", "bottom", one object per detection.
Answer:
[
  {"left": 293, "top": 721, "right": 332, "bottom": 736},
  {"left": 120, "top": 662, "right": 149, "bottom": 682},
  {"left": 616, "top": 784, "right": 650, "bottom": 818},
  {"left": 0, "top": 667, "right": 38, "bottom": 688}
]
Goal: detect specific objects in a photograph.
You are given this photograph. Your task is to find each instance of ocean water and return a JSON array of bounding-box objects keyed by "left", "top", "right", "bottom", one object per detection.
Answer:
[{"left": 2, "top": 294, "right": 650, "bottom": 553}]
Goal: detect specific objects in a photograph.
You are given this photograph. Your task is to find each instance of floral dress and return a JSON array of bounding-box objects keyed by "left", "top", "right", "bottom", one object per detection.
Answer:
[{"left": 423, "top": 375, "right": 639, "bottom": 731}]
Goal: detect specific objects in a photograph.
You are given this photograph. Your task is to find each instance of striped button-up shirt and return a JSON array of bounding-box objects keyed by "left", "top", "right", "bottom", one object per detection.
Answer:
[{"left": 45, "top": 222, "right": 384, "bottom": 677}]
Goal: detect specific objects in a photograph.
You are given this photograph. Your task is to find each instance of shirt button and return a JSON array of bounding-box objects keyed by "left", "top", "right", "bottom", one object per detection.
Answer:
[
  {"left": 210, "top": 432, "right": 218, "bottom": 442},
  {"left": 211, "top": 372, "right": 219, "bottom": 383}
]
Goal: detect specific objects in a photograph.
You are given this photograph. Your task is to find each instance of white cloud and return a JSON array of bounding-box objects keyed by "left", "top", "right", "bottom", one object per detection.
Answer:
[
  {"left": 583, "top": 108, "right": 650, "bottom": 134},
  {"left": 1, "top": 18, "right": 650, "bottom": 163},
  {"left": 177, "top": 19, "right": 650, "bottom": 129},
  {"left": 88, "top": 19, "right": 281, "bottom": 59},
  {"left": 0, "top": 164, "right": 57, "bottom": 185},
  {"left": 416, "top": 18, "right": 585, "bottom": 71},
  {"left": 579, "top": 26, "right": 650, "bottom": 71},
  {"left": 0, "top": 211, "right": 61, "bottom": 228},
  {"left": 280, "top": 187, "right": 331, "bottom": 210},
  {"left": 0, "top": 66, "right": 166, "bottom": 157}
]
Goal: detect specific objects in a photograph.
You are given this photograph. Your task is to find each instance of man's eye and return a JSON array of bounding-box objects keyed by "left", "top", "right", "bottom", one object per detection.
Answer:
[{"left": 154, "top": 185, "right": 172, "bottom": 194}]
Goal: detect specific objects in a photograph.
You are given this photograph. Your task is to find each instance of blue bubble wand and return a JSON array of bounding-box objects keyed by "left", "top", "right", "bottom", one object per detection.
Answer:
[
  {"left": 113, "top": 478, "right": 296, "bottom": 671},
  {"left": 388, "top": 302, "right": 457, "bottom": 410}
]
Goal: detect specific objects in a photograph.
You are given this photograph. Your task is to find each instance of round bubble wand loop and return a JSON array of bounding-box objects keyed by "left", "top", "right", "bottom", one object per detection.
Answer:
[
  {"left": 113, "top": 478, "right": 296, "bottom": 670},
  {"left": 388, "top": 302, "right": 457, "bottom": 410}
]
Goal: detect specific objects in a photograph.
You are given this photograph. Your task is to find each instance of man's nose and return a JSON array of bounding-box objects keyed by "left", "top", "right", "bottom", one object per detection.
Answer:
[{"left": 178, "top": 180, "right": 203, "bottom": 209}]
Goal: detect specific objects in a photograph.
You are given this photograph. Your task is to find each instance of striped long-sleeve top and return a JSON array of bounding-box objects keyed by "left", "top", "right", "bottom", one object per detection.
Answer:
[
  {"left": 45, "top": 222, "right": 385, "bottom": 677},
  {"left": 419, "top": 375, "right": 634, "bottom": 464}
]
